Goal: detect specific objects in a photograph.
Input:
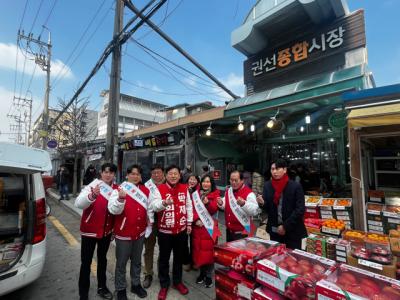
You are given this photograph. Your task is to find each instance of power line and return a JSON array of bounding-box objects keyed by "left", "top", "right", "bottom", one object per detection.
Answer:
[
  {"left": 50, "top": 0, "right": 167, "bottom": 127},
  {"left": 19, "top": 0, "right": 29, "bottom": 30},
  {"left": 51, "top": 0, "right": 109, "bottom": 87},
  {"left": 29, "top": 0, "right": 45, "bottom": 34},
  {"left": 38, "top": 0, "right": 59, "bottom": 37}
]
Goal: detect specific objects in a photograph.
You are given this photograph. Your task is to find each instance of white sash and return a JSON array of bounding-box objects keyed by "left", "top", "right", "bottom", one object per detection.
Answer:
[
  {"left": 120, "top": 181, "right": 148, "bottom": 210},
  {"left": 228, "top": 187, "right": 251, "bottom": 234},
  {"left": 88, "top": 179, "right": 113, "bottom": 201},
  {"left": 192, "top": 191, "right": 215, "bottom": 239},
  {"left": 145, "top": 179, "right": 161, "bottom": 200}
]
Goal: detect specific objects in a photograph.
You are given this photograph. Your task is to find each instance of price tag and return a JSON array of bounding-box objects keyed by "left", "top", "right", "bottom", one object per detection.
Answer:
[
  {"left": 358, "top": 259, "right": 383, "bottom": 270},
  {"left": 321, "top": 226, "right": 340, "bottom": 236},
  {"left": 333, "top": 206, "right": 346, "bottom": 210}
]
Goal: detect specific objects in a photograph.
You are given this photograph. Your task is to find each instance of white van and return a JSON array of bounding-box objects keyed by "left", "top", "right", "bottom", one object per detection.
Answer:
[{"left": 0, "top": 142, "right": 51, "bottom": 296}]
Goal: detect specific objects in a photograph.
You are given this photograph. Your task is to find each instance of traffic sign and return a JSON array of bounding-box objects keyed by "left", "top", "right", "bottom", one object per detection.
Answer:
[{"left": 47, "top": 140, "right": 58, "bottom": 149}]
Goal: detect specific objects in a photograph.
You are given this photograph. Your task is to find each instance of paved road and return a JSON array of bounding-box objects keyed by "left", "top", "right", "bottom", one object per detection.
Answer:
[{"left": 1, "top": 194, "right": 216, "bottom": 300}]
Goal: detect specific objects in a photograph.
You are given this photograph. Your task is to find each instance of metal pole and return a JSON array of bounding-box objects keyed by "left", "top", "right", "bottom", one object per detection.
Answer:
[
  {"left": 105, "top": 0, "right": 124, "bottom": 162},
  {"left": 42, "top": 30, "right": 51, "bottom": 150}
]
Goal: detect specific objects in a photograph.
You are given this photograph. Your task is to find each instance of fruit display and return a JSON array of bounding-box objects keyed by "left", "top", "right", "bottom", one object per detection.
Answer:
[
  {"left": 326, "top": 237, "right": 351, "bottom": 263},
  {"left": 256, "top": 249, "right": 336, "bottom": 299},
  {"left": 214, "top": 237, "right": 285, "bottom": 277},
  {"left": 305, "top": 196, "right": 321, "bottom": 205},
  {"left": 366, "top": 233, "right": 390, "bottom": 244},
  {"left": 335, "top": 199, "right": 352, "bottom": 207},
  {"left": 384, "top": 205, "right": 400, "bottom": 214},
  {"left": 351, "top": 244, "right": 392, "bottom": 265},
  {"left": 322, "top": 219, "right": 345, "bottom": 230},
  {"left": 368, "top": 203, "right": 384, "bottom": 212},
  {"left": 321, "top": 198, "right": 335, "bottom": 206},
  {"left": 306, "top": 233, "right": 328, "bottom": 257},
  {"left": 215, "top": 268, "right": 256, "bottom": 300},
  {"left": 315, "top": 264, "right": 400, "bottom": 300},
  {"left": 343, "top": 230, "right": 367, "bottom": 242}
]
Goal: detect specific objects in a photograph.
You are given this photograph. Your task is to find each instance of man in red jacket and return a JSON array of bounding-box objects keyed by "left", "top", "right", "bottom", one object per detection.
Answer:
[
  {"left": 75, "top": 163, "right": 122, "bottom": 300},
  {"left": 108, "top": 164, "right": 151, "bottom": 300},
  {"left": 218, "top": 170, "right": 260, "bottom": 242},
  {"left": 152, "top": 165, "right": 193, "bottom": 300}
]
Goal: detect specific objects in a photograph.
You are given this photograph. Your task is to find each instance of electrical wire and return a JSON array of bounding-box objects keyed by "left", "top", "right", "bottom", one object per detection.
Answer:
[
  {"left": 19, "top": 0, "right": 29, "bottom": 30},
  {"left": 38, "top": 0, "right": 58, "bottom": 37},
  {"left": 29, "top": 0, "right": 45, "bottom": 34},
  {"left": 51, "top": 0, "right": 109, "bottom": 87}
]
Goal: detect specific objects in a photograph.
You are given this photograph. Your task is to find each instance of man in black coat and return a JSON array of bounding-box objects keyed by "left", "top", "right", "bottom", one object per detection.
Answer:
[{"left": 257, "top": 159, "right": 307, "bottom": 250}]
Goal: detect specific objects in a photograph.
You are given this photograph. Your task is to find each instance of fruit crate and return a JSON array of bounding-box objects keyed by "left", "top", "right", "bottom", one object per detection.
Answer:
[
  {"left": 315, "top": 263, "right": 400, "bottom": 299},
  {"left": 256, "top": 249, "right": 336, "bottom": 299}
]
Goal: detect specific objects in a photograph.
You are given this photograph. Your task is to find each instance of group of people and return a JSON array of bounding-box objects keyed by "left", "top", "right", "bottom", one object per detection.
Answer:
[{"left": 74, "top": 158, "right": 307, "bottom": 300}]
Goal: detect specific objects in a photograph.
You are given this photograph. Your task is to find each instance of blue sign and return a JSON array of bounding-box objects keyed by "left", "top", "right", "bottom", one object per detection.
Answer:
[{"left": 47, "top": 140, "right": 58, "bottom": 149}]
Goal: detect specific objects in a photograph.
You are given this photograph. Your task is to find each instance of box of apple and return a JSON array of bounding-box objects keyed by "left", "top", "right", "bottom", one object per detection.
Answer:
[
  {"left": 214, "top": 237, "right": 286, "bottom": 277},
  {"left": 256, "top": 249, "right": 336, "bottom": 299},
  {"left": 315, "top": 263, "right": 400, "bottom": 300},
  {"left": 215, "top": 268, "right": 257, "bottom": 300}
]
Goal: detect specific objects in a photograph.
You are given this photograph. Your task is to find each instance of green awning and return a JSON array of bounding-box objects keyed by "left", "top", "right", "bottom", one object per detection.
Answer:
[
  {"left": 225, "top": 64, "right": 369, "bottom": 118},
  {"left": 197, "top": 138, "right": 240, "bottom": 159}
]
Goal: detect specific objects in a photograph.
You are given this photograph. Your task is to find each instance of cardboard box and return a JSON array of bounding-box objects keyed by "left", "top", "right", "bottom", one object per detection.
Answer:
[
  {"left": 256, "top": 249, "right": 336, "bottom": 299},
  {"left": 347, "top": 253, "right": 397, "bottom": 278},
  {"left": 315, "top": 263, "right": 400, "bottom": 300},
  {"left": 215, "top": 268, "right": 257, "bottom": 300},
  {"left": 214, "top": 237, "right": 285, "bottom": 277},
  {"left": 252, "top": 287, "right": 286, "bottom": 300},
  {"left": 216, "top": 286, "right": 246, "bottom": 300}
]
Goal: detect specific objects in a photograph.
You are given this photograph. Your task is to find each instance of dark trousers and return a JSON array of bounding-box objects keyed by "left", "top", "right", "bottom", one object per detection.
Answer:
[
  {"left": 79, "top": 234, "right": 111, "bottom": 298},
  {"left": 158, "top": 231, "right": 187, "bottom": 288},
  {"left": 226, "top": 229, "right": 248, "bottom": 242},
  {"left": 182, "top": 235, "right": 192, "bottom": 265}
]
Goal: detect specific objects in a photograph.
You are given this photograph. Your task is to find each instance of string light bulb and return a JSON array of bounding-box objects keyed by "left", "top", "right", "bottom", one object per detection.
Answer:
[
  {"left": 206, "top": 122, "right": 212, "bottom": 136},
  {"left": 238, "top": 116, "right": 244, "bottom": 131},
  {"left": 250, "top": 123, "right": 255, "bottom": 132},
  {"left": 305, "top": 114, "right": 311, "bottom": 124}
]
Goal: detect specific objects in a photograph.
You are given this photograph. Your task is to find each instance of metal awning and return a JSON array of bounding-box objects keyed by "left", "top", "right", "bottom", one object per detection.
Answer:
[
  {"left": 348, "top": 103, "right": 400, "bottom": 128},
  {"left": 197, "top": 138, "right": 240, "bottom": 159},
  {"left": 224, "top": 64, "right": 368, "bottom": 118}
]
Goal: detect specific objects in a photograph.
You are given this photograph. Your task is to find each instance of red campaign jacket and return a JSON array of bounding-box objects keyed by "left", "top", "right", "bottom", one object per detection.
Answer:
[
  {"left": 225, "top": 184, "right": 253, "bottom": 233},
  {"left": 114, "top": 183, "right": 150, "bottom": 241},
  {"left": 80, "top": 183, "right": 118, "bottom": 238},
  {"left": 157, "top": 183, "right": 191, "bottom": 235},
  {"left": 192, "top": 189, "right": 220, "bottom": 267}
]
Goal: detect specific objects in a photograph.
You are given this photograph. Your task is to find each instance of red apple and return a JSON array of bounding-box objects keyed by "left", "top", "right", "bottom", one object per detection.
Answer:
[
  {"left": 312, "top": 264, "right": 326, "bottom": 275},
  {"left": 382, "top": 286, "right": 400, "bottom": 298},
  {"left": 360, "top": 278, "right": 381, "bottom": 294},
  {"left": 372, "top": 293, "right": 393, "bottom": 300},
  {"left": 298, "top": 259, "right": 311, "bottom": 266},
  {"left": 277, "top": 261, "right": 289, "bottom": 270},
  {"left": 288, "top": 265, "right": 303, "bottom": 275},
  {"left": 299, "top": 264, "right": 311, "bottom": 273},
  {"left": 337, "top": 272, "right": 357, "bottom": 285}
]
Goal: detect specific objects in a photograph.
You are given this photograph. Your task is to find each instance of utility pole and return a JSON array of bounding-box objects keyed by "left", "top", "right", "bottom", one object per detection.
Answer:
[
  {"left": 105, "top": 0, "right": 124, "bottom": 163},
  {"left": 18, "top": 28, "right": 52, "bottom": 149}
]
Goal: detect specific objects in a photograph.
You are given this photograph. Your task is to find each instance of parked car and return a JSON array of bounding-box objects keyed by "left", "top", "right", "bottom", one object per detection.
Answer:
[{"left": 0, "top": 142, "right": 51, "bottom": 296}]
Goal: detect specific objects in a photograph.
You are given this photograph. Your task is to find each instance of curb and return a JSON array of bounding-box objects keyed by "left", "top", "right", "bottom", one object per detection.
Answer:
[{"left": 46, "top": 188, "right": 83, "bottom": 217}]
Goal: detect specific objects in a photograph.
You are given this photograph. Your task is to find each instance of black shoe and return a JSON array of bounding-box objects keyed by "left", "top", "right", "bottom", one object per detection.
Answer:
[
  {"left": 97, "top": 287, "right": 113, "bottom": 299},
  {"left": 143, "top": 275, "right": 152, "bottom": 289},
  {"left": 204, "top": 277, "right": 213, "bottom": 288},
  {"left": 196, "top": 274, "right": 205, "bottom": 284},
  {"left": 131, "top": 284, "right": 147, "bottom": 298},
  {"left": 116, "top": 289, "right": 127, "bottom": 300},
  {"left": 79, "top": 296, "right": 88, "bottom": 300}
]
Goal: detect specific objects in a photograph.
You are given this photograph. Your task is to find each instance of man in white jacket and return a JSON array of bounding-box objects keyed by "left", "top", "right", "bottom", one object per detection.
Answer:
[
  {"left": 108, "top": 165, "right": 152, "bottom": 300},
  {"left": 75, "top": 163, "right": 123, "bottom": 300}
]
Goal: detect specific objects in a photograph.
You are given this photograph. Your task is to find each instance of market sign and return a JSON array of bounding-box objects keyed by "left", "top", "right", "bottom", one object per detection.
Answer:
[
  {"left": 213, "top": 170, "right": 221, "bottom": 180},
  {"left": 243, "top": 10, "right": 365, "bottom": 93},
  {"left": 120, "top": 132, "right": 178, "bottom": 151},
  {"left": 329, "top": 111, "right": 348, "bottom": 129}
]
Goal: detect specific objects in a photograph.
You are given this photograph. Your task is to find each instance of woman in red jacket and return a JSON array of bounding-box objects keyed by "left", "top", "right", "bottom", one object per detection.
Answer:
[{"left": 192, "top": 175, "right": 221, "bottom": 288}]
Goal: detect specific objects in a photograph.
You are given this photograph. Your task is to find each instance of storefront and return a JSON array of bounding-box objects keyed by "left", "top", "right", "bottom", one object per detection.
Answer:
[{"left": 345, "top": 84, "right": 400, "bottom": 230}]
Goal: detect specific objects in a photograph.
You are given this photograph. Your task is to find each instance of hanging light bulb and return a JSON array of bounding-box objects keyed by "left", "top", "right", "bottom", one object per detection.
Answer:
[
  {"left": 206, "top": 122, "right": 212, "bottom": 136},
  {"left": 267, "top": 118, "right": 275, "bottom": 129},
  {"left": 250, "top": 123, "right": 255, "bottom": 132},
  {"left": 300, "top": 126, "right": 305, "bottom": 132},
  {"left": 318, "top": 125, "right": 323, "bottom": 131},
  {"left": 282, "top": 134, "right": 286, "bottom": 140},
  {"left": 305, "top": 114, "right": 311, "bottom": 124},
  {"left": 238, "top": 117, "right": 244, "bottom": 131}
]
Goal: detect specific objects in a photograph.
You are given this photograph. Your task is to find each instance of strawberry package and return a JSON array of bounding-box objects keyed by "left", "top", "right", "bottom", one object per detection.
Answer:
[
  {"left": 256, "top": 249, "right": 336, "bottom": 300},
  {"left": 252, "top": 287, "right": 287, "bottom": 300},
  {"left": 214, "top": 237, "right": 286, "bottom": 277},
  {"left": 215, "top": 268, "right": 258, "bottom": 300},
  {"left": 315, "top": 263, "right": 400, "bottom": 300}
]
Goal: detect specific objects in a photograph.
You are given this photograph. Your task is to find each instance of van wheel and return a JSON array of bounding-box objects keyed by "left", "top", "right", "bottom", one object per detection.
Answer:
[{"left": 46, "top": 202, "right": 51, "bottom": 216}]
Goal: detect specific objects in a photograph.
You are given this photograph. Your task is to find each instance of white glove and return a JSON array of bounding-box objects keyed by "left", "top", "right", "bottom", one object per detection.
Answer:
[{"left": 145, "top": 225, "right": 152, "bottom": 238}]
